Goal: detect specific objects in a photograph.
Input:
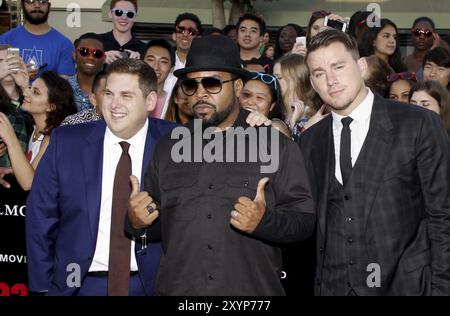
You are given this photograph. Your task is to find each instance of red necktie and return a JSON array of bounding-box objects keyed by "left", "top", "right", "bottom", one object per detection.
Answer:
[{"left": 108, "top": 141, "right": 132, "bottom": 296}]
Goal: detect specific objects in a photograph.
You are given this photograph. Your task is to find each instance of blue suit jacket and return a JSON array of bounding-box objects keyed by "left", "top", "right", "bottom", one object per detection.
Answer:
[{"left": 25, "top": 118, "right": 176, "bottom": 295}]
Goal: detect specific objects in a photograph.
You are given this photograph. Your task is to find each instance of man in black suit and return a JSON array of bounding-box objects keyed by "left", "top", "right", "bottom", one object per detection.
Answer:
[{"left": 299, "top": 29, "right": 450, "bottom": 296}]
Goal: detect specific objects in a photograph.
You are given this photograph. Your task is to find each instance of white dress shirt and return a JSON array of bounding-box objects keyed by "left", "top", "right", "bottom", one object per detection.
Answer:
[
  {"left": 332, "top": 89, "right": 374, "bottom": 185},
  {"left": 161, "top": 51, "right": 186, "bottom": 119},
  {"left": 89, "top": 120, "right": 149, "bottom": 272}
]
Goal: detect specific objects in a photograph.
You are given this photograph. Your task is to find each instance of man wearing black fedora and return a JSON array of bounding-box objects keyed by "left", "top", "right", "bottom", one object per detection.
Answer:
[{"left": 126, "top": 35, "right": 315, "bottom": 295}]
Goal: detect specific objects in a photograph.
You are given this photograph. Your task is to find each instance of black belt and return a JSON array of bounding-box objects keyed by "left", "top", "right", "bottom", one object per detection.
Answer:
[{"left": 87, "top": 271, "right": 139, "bottom": 277}]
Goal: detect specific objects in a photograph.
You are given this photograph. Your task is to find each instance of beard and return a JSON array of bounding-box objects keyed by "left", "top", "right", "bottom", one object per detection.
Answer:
[
  {"left": 193, "top": 95, "right": 237, "bottom": 129},
  {"left": 23, "top": 8, "right": 50, "bottom": 25}
]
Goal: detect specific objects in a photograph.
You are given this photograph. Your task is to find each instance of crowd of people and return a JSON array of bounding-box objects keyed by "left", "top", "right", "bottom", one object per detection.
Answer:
[{"left": 0, "top": 0, "right": 449, "bottom": 296}]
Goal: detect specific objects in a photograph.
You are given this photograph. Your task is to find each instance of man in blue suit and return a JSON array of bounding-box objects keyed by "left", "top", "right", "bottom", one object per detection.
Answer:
[{"left": 25, "top": 59, "right": 176, "bottom": 295}]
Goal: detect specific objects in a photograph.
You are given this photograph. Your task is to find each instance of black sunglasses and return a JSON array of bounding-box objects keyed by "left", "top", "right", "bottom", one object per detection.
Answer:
[
  {"left": 176, "top": 26, "right": 199, "bottom": 37},
  {"left": 112, "top": 8, "right": 136, "bottom": 19},
  {"left": 77, "top": 47, "right": 105, "bottom": 59},
  {"left": 181, "top": 77, "right": 237, "bottom": 96},
  {"left": 386, "top": 71, "right": 416, "bottom": 82},
  {"left": 412, "top": 28, "right": 433, "bottom": 38},
  {"left": 24, "top": 0, "right": 49, "bottom": 4}
]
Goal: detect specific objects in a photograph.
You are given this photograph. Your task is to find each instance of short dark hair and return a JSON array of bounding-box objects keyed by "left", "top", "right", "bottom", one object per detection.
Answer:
[
  {"left": 222, "top": 24, "right": 237, "bottom": 36},
  {"left": 423, "top": 47, "right": 450, "bottom": 68},
  {"left": 236, "top": 13, "right": 266, "bottom": 35},
  {"left": 92, "top": 69, "right": 107, "bottom": 93},
  {"left": 412, "top": 16, "right": 435, "bottom": 30},
  {"left": 306, "top": 29, "right": 359, "bottom": 64},
  {"left": 143, "top": 39, "right": 175, "bottom": 67},
  {"left": 174, "top": 12, "right": 203, "bottom": 35},
  {"left": 73, "top": 32, "right": 104, "bottom": 49},
  {"left": 110, "top": 0, "right": 137, "bottom": 11},
  {"left": 39, "top": 71, "right": 77, "bottom": 135},
  {"left": 106, "top": 59, "right": 157, "bottom": 97}
]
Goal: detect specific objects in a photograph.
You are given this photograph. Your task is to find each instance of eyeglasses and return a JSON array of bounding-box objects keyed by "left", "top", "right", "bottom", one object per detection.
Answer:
[
  {"left": 77, "top": 47, "right": 105, "bottom": 59},
  {"left": 249, "top": 71, "right": 278, "bottom": 91},
  {"left": 386, "top": 71, "right": 416, "bottom": 82},
  {"left": 111, "top": 8, "right": 136, "bottom": 19},
  {"left": 175, "top": 26, "right": 199, "bottom": 37},
  {"left": 411, "top": 28, "right": 433, "bottom": 38},
  {"left": 24, "top": 0, "right": 49, "bottom": 4},
  {"left": 312, "top": 10, "right": 331, "bottom": 18},
  {"left": 180, "top": 76, "right": 237, "bottom": 96}
]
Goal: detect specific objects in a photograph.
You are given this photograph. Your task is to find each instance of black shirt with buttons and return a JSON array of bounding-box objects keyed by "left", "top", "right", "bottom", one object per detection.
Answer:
[{"left": 132, "top": 109, "right": 315, "bottom": 296}]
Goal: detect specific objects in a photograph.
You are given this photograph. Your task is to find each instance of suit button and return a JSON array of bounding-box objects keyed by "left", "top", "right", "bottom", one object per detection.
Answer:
[
  {"left": 319, "top": 247, "right": 324, "bottom": 255},
  {"left": 207, "top": 244, "right": 213, "bottom": 250},
  {"left": 208, "top": 184, "right": 214, "bottom": 189},
  {"left": 345, "top": 217, "right": 354, "bottom": 222},
  {"left": 316, "top": 279, "right": 321, "bottom": 286},
  {"left": 347, "top": 282, "right": 352, "bottom": 288},
  {"left": 207, "top": 214, "right": 212, "bottom": 219},
  {"left": 349, "top": 260, "right": 355, "bottom": 266},
  {"left": 244, "top": 180, "right": 249, "bottom": 187},
  {"left": 347, "top": 237, "right": 353, "bottom": 244},
  {"left": 208, "top": 275, "right": 214, "bottom": 281},
  {"left": 344, "top": 195, "right": 352, "bottom": 201}
]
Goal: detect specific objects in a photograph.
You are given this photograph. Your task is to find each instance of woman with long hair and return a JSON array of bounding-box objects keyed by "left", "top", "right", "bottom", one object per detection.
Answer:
[
  {"left": 409, "top": 80, "right": 450, "bottom": 137},
  {"left": 0, "top": 71, "right": 76, "bottom": 190},
  {"left": 359, "top": 18, "right": 407, "bottom": 73}
]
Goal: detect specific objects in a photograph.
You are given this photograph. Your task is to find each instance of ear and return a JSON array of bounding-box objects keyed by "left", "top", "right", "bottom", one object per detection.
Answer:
[
  {"left": 89, "top": 93, "right": 97, "bottom": 108},
  {"left": 108, "top": 9, "right": 112, "bottom": 19},
  {"left": 269, "top": 101, "right": 276, "bottom": 112},
  {"left": 234, "top": 78, "right": 244, "bottom": 97},
  {"left": 72, "top": 51, "right": 76, "bottom": 62},
  {"left": 46, "top": 103, "right": 56, "bottom": 112},
  {"left": 357, "top": 56, "right": 368, "bottom": 77},
  {"left": 146, "top": 90, "right": 158, "bottom": 112},
  {"left": 172, "top": 32, "right": 177, "bottom": 42}
]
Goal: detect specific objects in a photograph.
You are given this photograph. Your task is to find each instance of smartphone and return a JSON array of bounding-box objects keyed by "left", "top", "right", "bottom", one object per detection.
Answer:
[
  {"left": 7, "top": 47, "right": 20, "bottom": 58},
  {"left": 120, "top": 51, "right": 130, "bottom": 59},
  {"left": 296, "top": 36, "right": 306, "bottom": 47},
  {"left": 6, "top": 48, "right": 20, "bottom": 71},
  {"left": 324, "top": 15, "right": 347, "bottom": 32}
]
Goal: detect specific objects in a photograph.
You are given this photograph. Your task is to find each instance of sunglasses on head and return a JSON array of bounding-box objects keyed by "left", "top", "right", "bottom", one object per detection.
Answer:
[
  {"left": 111, "top": 8, "right": 136, "bottom": 19},
  {"left": 386, "top": 71, "right": 416, "bottom": 82},
  {"left": 77, "top": 47, "right": 105, "bottom": 59},
  {"left": 24, "top": 0, "right": 49, "bottom": 5},
  {"left": 312, "top": 10, "right": 331, "bottom": 18},
  {"left": 180, "top": 76, "right": 237, "bottom": 96},
  {"left": 412, "top": 28, "right": 433, "bottom": 38},
  {"left": 176, "top": 26, "right": 199, "bottom": 37},
  {"left": 249, "top": 71, "right": 278, "bottom": 91}
]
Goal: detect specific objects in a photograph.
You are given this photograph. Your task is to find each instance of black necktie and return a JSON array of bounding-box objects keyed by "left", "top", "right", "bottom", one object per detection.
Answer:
[
  {"left": 108, "top": 141, "right": 132, "bottom": 296},
  {"left": 340, "top": 117, "right": 353, "bottom": 186}
]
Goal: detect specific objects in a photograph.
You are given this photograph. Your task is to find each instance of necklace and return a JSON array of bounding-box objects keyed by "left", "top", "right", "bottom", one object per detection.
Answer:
[{"left": 32, "top": 130, "right": 42, "bottom": 142}]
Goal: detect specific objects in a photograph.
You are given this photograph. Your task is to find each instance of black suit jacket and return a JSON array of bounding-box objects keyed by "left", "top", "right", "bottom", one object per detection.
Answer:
[{"left": 299, "top": 95, "right": 450, "bottom": 296}]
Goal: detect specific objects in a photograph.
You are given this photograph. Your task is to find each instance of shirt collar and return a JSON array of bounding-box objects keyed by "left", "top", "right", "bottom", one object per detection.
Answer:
[
  {"left": 332, "top": 88, "right": 374, "bottom": 129},
  {"left": 105, "top": 118, "right": 149, "bottom": 150}
]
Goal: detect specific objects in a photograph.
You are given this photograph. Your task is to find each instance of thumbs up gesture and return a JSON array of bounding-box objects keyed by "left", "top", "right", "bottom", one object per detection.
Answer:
[
  {"left": 127, "top": 175, "right": 159, "bottom": 229},
  {"left": 230, "top": 177, "right": 269, "bottom": 234}
]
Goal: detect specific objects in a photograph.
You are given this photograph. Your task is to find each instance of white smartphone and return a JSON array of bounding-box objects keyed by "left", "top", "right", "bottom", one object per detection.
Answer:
[
  {"left": 6, "top": 48, "right": 20, "bottom": 71},
  {"left": 296, "top": 36, "right": 306, "bottom": 47},
  {"left": 7, "top": 47, "right": 20, "bottom": 58},
  {"left": 324, "top": 15, "right": 347, "bottom": 32}
]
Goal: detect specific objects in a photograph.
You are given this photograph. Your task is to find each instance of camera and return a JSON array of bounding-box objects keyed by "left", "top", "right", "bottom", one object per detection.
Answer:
[{"left": 324, "top": 15, "right": 347, "bottom": 32}]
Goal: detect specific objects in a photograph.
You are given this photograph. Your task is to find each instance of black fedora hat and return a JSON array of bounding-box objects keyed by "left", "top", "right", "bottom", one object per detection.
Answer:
[{"left": 174, "top": 35, "right": 251, "bottom": 79}]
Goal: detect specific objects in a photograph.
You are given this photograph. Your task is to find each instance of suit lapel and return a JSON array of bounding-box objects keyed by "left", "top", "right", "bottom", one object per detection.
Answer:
[
  {"left": 141, "top": 118, "right": 158, "bottom": 190},
  {"left": 311, "top": 116, "right": 334, "bottom": 237},
  {"left": 81, "top": 121, "right": 106, "bottom": 243},
  {"left": 356, "top": 96, "right": 394, "bottom": 226}
]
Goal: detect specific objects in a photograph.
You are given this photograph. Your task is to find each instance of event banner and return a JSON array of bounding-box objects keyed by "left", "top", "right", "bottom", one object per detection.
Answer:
[{"left": 0, "top": 176, "right": 28, "bottom": 296}]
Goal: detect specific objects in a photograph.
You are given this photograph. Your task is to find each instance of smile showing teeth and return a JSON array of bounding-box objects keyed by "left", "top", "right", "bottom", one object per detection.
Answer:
[{"left": 111, "top": 112, "right": 126, "bottom": 119}]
